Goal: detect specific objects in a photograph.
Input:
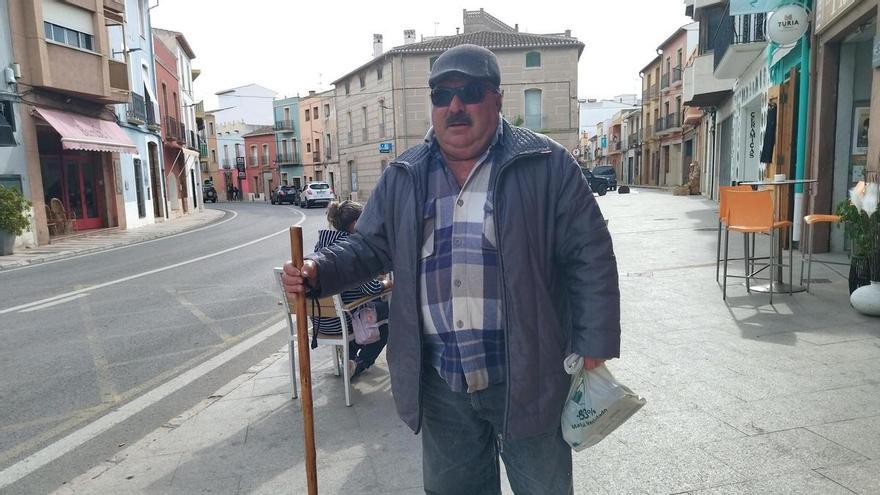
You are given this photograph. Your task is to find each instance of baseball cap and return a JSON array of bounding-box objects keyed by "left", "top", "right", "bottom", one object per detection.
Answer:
[{"left": 428, "top": 44, "right": 501, "bottom": 89}]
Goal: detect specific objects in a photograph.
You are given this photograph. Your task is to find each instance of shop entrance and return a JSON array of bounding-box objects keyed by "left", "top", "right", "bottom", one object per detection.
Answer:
[{"left": 41, "top": 154, "right": 105, "bottom": 231}]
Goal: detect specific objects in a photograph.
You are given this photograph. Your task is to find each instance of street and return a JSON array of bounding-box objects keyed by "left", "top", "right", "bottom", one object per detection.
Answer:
[{"left": 0, "top": 202, "right": 329, "bottom": 494}]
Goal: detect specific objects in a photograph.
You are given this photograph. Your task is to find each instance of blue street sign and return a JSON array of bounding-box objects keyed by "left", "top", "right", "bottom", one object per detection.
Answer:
[{"left": 379, "top": 142, "right": 393, "bottom": 153}]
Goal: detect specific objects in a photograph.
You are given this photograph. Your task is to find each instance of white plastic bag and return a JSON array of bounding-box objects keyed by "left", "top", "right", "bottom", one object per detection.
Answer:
[
  {"left": 560, "top": 354, "right": 646, "bottom": 451},
  {"left": 351, "top": 305, "right": 380, "bottom": 345}
]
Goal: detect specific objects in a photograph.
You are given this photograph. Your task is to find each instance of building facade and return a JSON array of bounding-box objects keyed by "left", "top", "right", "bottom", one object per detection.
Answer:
[
  {"left": 273, "top": 96, "right": 302, "bottom": 189},
  {"left": 298, "top": 89, "right": 338, "bottom": 190},
  {"left": 8, "top": 0, "right": 139, "bottom": 245},
  {"left": 242, "top": 126, "right": 276, "bottom": 199},
  {"left": 333, "top": 9, "right": 583, "bottom": 200},
  {"left": 640, "top": 56, "right": 662, "bottom": 185}
]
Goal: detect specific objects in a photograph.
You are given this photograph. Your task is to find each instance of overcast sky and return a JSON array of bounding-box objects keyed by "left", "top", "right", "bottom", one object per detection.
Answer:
[{"left": 151, "top": 0, "right": 692, "bottom": 109}]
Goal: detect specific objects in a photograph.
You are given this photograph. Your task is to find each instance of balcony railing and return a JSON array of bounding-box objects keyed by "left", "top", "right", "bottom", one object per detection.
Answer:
[
  {"left": 179, "top": 123, "right": 187, "bottom": 144},
  {"left": 661, "top": 73, "right": 670, "bottom": 89},
  {"left": 713, "top": 13, "right": 767, "bottom": 72},
  {"left": 665, "top": 113, "right": 681, "bottom": 130},
  {"left": 275, "top": 120, "right": 294, "bottom": 131},
  {"left": 312, "top": 151, "right": 320, "bottom": 162},
  {"left": 199, "top": 143, "right": 208, "bottom": 158},
  {"left": 656, "top": 117, "right": 666, "bottom": 132},
  {"left": 221, "top": 158, "right": 234, "bottom": 169},
  {"left": 165, "top": 115, "right": 180, "bottom": 141},
  {"left": 671, "top": 66, "right": 683, "bottom": 84},
  {"left": 649, "top": 83, "right": 658, "bottom": 99},
  {"left": 126, "top": 93, "right": 146, "bottom": 124},
  {"left": 612, "top": 141, "right": 622, "bottom": 152},
  {"left": 261, "top": 155, "right": 270, "bottom": 166},
  {"left": 629, "top": 133, "right": 640, "bottom": 147},
  {"left": 146, "top": 100, "right": 159, "bottom": 128},
  {"left": 276, "top": 153, "right": 297, "bottom": 164}
]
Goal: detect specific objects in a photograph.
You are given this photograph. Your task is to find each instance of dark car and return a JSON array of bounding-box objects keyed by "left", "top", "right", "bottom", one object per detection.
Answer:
[
  {"left": 592, "top": 165, "right": 618, "bottom": 191},
  {"left": 581, "top": 168, "right": 609, "bottom": 196},
  {"left": 271, "top": 185, "right": 300, "bottom": 205},
  {"left": 202, "top": 185, "right": 218, "bottom": 203}
]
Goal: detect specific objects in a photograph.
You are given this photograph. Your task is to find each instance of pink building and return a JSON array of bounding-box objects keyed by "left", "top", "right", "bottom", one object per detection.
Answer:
[{"left": 242, "top": 127, "right": 278, "bottom": 199}]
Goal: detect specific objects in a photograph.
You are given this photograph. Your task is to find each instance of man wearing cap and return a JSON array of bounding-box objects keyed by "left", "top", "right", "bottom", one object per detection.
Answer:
[{"left": 283, "top": 44, "right": 620, "bottom": 494}]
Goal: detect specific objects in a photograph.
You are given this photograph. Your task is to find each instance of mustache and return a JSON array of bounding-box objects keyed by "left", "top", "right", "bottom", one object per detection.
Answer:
[{"left": 445, "top": 112, "right": 472, "bottom": 126}]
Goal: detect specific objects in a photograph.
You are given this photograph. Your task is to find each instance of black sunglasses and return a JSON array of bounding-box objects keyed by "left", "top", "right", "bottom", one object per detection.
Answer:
[{"left": 430, "top": 83, "right": 495, "bottom": 107}]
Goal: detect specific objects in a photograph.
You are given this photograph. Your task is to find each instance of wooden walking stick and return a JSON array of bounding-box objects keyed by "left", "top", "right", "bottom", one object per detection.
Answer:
[{"left": 288, "top": 226, "right": 318, "bottom": 495}]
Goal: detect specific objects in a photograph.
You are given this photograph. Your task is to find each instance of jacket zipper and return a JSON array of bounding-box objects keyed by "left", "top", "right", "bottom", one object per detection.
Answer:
[{"left": 491, "top": 148, "right": 551, "bottom": 439}]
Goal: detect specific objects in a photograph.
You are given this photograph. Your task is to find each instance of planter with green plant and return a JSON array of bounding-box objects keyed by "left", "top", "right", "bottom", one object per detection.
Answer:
[
  {"left": 0, "top": 185, "right": 32, "bottom": 256},
  {"left": 836, "top": 181, "right": 880, "bottom": 315}
]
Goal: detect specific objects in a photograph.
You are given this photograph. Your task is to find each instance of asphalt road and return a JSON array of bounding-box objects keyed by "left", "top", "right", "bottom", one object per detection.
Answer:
[{"left": 0, "top": 201, "right": 330, "bottom": 494}]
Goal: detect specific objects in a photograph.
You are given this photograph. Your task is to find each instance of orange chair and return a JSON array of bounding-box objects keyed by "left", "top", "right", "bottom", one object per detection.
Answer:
[
  {"left": 800, "top": 214, "right": 845, "bottom": 292},
  {"left": 716, "top": 185, "right": 756, "bottom": 283},
  {"left": 722, "top": 190, "right": 793, "bottom": 303}
]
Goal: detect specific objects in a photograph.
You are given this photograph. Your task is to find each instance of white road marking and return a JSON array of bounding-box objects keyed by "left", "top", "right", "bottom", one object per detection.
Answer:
[
  {"left": 0, "top": 319, "right": 288, "bottom": 490},
  {"left": 0, "top": 209, "right": 238, "bottom": 275},
  {"left": 18, "top": 293, "right": 91, "bottom": 312},
  {"left": 0, "top": 210, "right": 305, "bottom": 315}
]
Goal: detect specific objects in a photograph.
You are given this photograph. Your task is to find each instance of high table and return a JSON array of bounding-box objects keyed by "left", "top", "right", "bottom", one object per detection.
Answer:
[{"left": 738, "top": 178, "right": 818, "bottom": 294}]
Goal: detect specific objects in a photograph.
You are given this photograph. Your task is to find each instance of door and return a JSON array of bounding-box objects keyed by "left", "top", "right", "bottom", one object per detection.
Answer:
[
  {"left": 134, "top": 158, "right": 146, "bottom": 218},
  {"left": 64, "top": 157, "right": 103, "bottom": 230}
]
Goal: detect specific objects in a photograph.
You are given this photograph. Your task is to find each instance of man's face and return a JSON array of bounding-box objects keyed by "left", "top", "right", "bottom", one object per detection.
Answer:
[{"left": 430, "top": 76, "right": 502, "bottom": 162}]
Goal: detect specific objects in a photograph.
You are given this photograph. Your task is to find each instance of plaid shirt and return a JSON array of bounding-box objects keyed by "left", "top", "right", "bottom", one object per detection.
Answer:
[{"left": 420, "top": 122, "right": 505, "bottom": 393}]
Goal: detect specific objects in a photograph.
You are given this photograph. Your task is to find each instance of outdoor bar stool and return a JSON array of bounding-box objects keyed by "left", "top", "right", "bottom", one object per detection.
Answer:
[
  {"left": 800, "top": 214, "right": 845, "bottom": 292},
  {"left": 722, "top": 190, "right": 793, "bottom": 304},
  {"left": 716, "top": 185, "right": 755, "bottom": 284}
]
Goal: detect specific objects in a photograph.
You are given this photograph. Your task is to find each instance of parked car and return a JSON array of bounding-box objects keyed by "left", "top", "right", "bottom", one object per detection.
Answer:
[
  {"left": 271, "top": 185, "right": 300, "bottom": 205},
  {"left": 299, "top": 181, "right": 334, "bottom": 208},
  {"left": 202, "top": 185, "right": 218, "bottom": 203},
  {"left": 591, "top": 165, "right": 618, "bottom": 191},
  {"left": 581, "top": 168, "right": 609, "bottom": 196}
]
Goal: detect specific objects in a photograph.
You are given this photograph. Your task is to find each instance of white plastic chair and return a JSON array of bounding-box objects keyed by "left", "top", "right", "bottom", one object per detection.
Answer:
[{"left": 274, "top": 267, "right": 389, "bottom": 407}]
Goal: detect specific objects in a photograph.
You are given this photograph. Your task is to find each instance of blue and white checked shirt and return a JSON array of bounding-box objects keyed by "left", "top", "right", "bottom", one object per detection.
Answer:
[{"left": 420, "top": 121, "right": 505, "bottom": 393}]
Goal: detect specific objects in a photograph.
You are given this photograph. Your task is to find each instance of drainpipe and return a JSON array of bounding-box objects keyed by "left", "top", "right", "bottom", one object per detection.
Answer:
[{"left": 792, "top": 12, "right": 812, "bottom": 245}]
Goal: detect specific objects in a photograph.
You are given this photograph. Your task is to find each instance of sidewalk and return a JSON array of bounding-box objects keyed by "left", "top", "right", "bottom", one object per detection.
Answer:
[
  {"left": 52, "top": 190, "right": 880, "bottom": 494},
  {"left": 0, "top": 209, "right": 226, "bottom": 271}
]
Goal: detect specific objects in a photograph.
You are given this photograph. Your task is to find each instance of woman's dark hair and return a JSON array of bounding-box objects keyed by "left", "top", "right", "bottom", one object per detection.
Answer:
[{"left": 327, "top": 200, "right": 363, "bottom": 232}]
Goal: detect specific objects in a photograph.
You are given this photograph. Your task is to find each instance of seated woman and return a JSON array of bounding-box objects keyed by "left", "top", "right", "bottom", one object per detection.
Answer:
[{"left": 310, "top": 200, "right": 391, "bottom": 378}]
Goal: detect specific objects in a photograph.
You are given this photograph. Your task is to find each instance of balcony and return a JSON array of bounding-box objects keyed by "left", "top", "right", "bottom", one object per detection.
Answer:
[
  {"left": 275, "top": 120, "right": 295, "bottom": 131},
  {"left": 656, "top": 117, "right": 666, "bottom": 133},
  {"left": 609, "top": 140, "right": 622, "bottom": 153},
  {"left": 126, "top": 93, "right": 146, "bottom": 124},
  {"left": 199, "top": 142, "right": 208, "bottom": 158},
  {"left": 221, "top": 158, "right": 235, "bottom": 169},
  {"left": 103, "top": 0, "right": 125, "bottom": 14},
  {"left": 165, "top": 116, "right": 180, "bottom": 142},
  {"left": 629, "top": 133, "right": 641, "bottom": 147},
  {"left": 107, "top": 59, "right": 130, "bottom": 101},
  {"left": 661, "top": 73, "right": 670, "bottom": 89},
  {"left": 276, "top": 153, "right": 296, "bottom": 165},
  {"left": 685, "top": 53, "right": 735, "bottom": 107},
  {"left": 312, "top": 151, "right": 320, "bottom": 162},
  {"left": 713, "top": 13, "right": 768, "bottom": 79},
  {"left": 146, "top": 100, "right": 160, "bottom": 130},
  {"left": 657, "top": 113, "right": 681, "bottom": 135},
  {"left": 671, "top": 66, "right": 683, "bottom": 85}
]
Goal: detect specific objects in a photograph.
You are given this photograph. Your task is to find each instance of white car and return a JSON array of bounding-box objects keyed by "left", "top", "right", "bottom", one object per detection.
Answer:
[{"left": 299, "top": 182, "right": 334, "bottom": 208}]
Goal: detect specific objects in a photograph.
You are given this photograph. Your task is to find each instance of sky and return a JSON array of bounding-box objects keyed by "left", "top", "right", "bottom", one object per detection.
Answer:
[{"left": 151, "top": 0, "right": 692, "bottom": 109}]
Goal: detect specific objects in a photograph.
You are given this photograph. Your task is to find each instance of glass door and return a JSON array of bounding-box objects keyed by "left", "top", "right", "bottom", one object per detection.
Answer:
[{"left": 64, "top": 157, "right": 103, "bottom": 230}]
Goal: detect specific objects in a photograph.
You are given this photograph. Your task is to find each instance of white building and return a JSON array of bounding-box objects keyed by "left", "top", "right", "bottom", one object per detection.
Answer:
[
  {"left": 579, "top": 96, "right": 640, "bottom": 138},
  {"left": 213, "top": 84, "right": 277, "bottom": 127}
]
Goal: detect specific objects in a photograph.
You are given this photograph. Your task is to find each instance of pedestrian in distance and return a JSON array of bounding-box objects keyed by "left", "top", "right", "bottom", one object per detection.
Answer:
[{"left": 282, "top": 43, "right": 620, "bottom": 494}]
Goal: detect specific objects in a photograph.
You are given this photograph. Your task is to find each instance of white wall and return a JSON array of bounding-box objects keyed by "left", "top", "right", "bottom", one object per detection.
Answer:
[{"left": 215, "top": 85, "right": 277, "bottom": 125}]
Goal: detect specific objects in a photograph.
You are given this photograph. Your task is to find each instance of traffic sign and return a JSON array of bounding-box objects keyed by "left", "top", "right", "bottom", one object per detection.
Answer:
[{"left": 379, "top": 142, "right": 393, "bottom": 153}]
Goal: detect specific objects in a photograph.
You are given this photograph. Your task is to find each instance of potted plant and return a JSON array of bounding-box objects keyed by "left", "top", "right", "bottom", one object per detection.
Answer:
[
  {"left": 836, "top": 181, "right": 880, "bottom": 315},
  {"left": 0, "top": 185, "right": 32, "bottom": 256}
]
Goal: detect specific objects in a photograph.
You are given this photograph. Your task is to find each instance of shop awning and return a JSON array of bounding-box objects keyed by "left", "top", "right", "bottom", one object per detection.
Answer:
[
  {"left": 34, "top": 106, "right": 137, "bottom": 154},
  {"left": 181, "top": 148, "right": 200, "bottom": 160}
]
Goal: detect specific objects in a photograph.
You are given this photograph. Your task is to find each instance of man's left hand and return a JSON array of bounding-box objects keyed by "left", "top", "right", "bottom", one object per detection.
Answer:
[{"left": 583, "top": 358, "right": 607, "bottom": 370}]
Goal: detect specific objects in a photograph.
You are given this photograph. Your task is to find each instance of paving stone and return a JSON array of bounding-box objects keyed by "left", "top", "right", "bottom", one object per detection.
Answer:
[
  {"left": 808, "top": 416, "right": 880, "bottom": 459},
  {"left": 686, "top": 470, "right": 857, "bottom": 494},
  {"left": 700, "top": 428, "right": 867, "bottom": 477},
  {"left": 816, "top": 459, "right": 880, "bottom": 495}
]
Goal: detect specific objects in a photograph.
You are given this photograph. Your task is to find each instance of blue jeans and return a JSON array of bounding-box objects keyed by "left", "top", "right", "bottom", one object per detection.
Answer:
[{"left": 420, "top": 366, "right": 573, "bottom": 495}]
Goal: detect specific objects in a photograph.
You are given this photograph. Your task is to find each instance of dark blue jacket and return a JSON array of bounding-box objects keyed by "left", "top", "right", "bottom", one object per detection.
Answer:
[{"left": 308, "top": 120, "right": 620, "bottom": 440}]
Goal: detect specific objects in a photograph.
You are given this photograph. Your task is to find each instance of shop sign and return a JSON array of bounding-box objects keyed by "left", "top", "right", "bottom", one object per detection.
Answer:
[
  {"left": 874, "top": 34, "right": 880, "bottom": 68},
  {"left": 767, "top": 4, "right": 810, "bottom": 46},
  {"left": 378, "top": 142, "right": 393, "bottom": 153},
  {"left": 729, "top": 0, "right": 785, "bottom": 15},
  {"left": 815, "top": 0, "right": 859, "bottom": 34}
]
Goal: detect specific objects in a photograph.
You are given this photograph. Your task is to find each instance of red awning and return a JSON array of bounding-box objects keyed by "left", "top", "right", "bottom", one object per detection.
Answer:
[{"left": 34, "top": 107, "right": 137, "bottom": 154}]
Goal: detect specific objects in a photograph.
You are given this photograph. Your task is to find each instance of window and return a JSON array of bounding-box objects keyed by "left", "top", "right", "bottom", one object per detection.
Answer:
[
  {"left": 210, "top": 149, "right": 216, "bottom": 164},
  {"left": 347, "top": 112, "right": 353, "bottom": 144},
  {"left": 359, "top": 73, "right": 366, "bottom": 88},
  {"left": 304, "top": 108, "right": 310, "bottom": 121},
  {"left": 525, "top": 51, "right": 541, "bottom": 68},
  {"left": 429, "top": 56, "right": 439, "bottom": 69},
  {"left": 325, "top": 133, "right": 331, "bottom": 158},
  {"left": 362, "top": 106, "right": 368, "bottom": 141},
  {"left": 377, "top": 64, "right": 383, "bottom": 80},
  {"left": 283, "top": 107, "right": 291, "bottom": 122},
  {"left": 345, "top": 81, "right": 350, "bottom": 95},
  {"left": 280, "top": 139, "right": 287, "bottom": 159},
  {"left": 235, "top": 143, "right": 241, "bottom": 157},
  {"left": 314, "top": 138, "right": 320, "bottom": 155},
  {"left": 44, "top": 22, "right": 93, "bottom": 50},
  {"left": 324, "top": 104, "right": 330, "bottom": 118},
  {"left": 0, "top": 99, "right": 15, "bottom": 146},
  {"left": 378, "top": 99, "right": 386, "bottom": 137},
  {"left": 208, "top": 122, "right": 214, "bottom": 135},
  {"left": 250, "top": 145, "right": 258, "bottom": 165},
  {"left": 313, "top": 106, "right": 318, "bottom": 118},
  {"left": 349, "top": 160, "right": 358, "bottom": 192},
  {"left": 306, "top": 142, "right": 311, "bottom": 153},
  {"left": 262, "top": 144, "right": 269, "bottom": 164},
  {"left": 524, "top": 89, "right": 542, "bottom": 130}
]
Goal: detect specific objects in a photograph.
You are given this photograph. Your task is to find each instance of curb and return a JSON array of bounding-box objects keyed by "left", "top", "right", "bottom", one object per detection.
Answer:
[{"left": 0, "top": 209, "right": 228, "bottom": 271}]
